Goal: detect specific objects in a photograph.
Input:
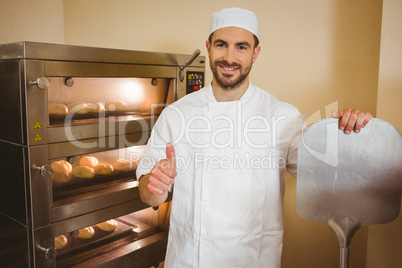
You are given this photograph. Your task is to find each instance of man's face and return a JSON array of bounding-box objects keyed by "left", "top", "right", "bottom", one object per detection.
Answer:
[{"left": 207, "top": 27, "right": 261, "bottom": 91}]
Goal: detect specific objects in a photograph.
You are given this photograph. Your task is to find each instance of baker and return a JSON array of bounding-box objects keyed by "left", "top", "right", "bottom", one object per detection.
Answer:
[{"left": 137, "top": 7, "right": 372, "bottom": 267}]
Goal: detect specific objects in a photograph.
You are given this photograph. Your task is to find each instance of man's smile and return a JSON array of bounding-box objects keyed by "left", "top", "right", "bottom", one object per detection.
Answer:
[
  {"left": 221, "top": 66, "right": 238, "bottom": 71},
  {"left": 217, "top": 62, "right": 241, "bottom": 75}
]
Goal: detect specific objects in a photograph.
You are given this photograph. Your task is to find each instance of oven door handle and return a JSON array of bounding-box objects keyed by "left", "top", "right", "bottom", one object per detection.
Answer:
[
  {"left": 37, "top": 244, "right": 57, "bottom": 260},
  {"left": 34, "top": 164, "right": 53, "bottom": 177}
]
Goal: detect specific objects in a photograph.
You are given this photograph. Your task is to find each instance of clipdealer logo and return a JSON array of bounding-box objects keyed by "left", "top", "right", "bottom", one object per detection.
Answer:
[
  {"left": 63, "top": 99, "right": 340, "bottom": 168},
  {"left": 63, "top": 101, "right": 287, "bottom": 151}
]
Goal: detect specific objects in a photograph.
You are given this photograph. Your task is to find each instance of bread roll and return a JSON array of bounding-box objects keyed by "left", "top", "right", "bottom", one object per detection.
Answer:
[
  {"left": 107, "top": 101, "right": 128, "bottom": 112},
  {"left": 71, "top": 166, "right": 95, "bottom": 179},
  {"left": 131, "top": 161, "right": 139, "bottom": 170},
  {"left": 94, "top": 163, "right": 114, "bottom": 176},
  {"left": 51, "top": 160, "right": 72, "bottom": 174},
  {"left": 87, "top": 102, "right": 105, "bottom": 113},
  {"left": 52, "top": 172, "right": 72, "bottom": 184},
  {"left": 112, "top": 159, "right": 132, "bottom": 172},
  {"left": 49, "top": 103, "right": 68, "bottom": 116},
  {"left": 54, "top": 235, "right": 68, "bottom": 249},
  {"left": 96, "top": 219, "right": 117, "bottom": 232},
  {"left": 77, "top": 227, "right": 95, "bottom": 239},
  {"left": 79, "top": 156, "right": 98, "bottom": 168},
  {"left": 67, "top": 102, "right": 90, "bottom": 115},
  {"left": 51, "top": 160, "right": 72, "bottom": 183}
]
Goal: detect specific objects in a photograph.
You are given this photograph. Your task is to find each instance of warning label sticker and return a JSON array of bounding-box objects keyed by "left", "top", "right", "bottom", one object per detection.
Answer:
[
  {"left": 34, "top": 133, "right": 42, "bottom": 142},
  {"left": 33, "top": 121, "right": 42, "bottom": 129}
]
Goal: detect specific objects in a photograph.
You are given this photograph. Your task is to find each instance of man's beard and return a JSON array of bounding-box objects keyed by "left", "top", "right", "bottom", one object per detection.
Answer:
[{"left": 210, "top": 59, "right": 252, "bottom": 90}]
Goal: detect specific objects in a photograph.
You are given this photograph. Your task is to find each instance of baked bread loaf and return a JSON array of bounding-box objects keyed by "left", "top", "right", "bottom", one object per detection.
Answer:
[
  {"left": 94, "top": 163, "right": 114, "bottom": 176},
  {"left": 52, "top": 172, "right": 72, "bottom": 184},
  {"left": 49, "top": 103, "right": 68, "bottom": 116},
  {"left": 77, "top": 227, "right": 95, "bottom": 239},
  {"left": 96, "top": 219, "right": 117, "bottom": 232},
  {"left": 51, "top": 160, "right": 72, "bottom": 174},
  {"left": 112, "top": 159, "right": 132, "bottom": 172},
  {"left": 87, "top": 102, "right": 105, "bottom": 113},
  {"left": 71, "top": 166, "right": 95, "bottom": 179},
  {"left": 79, "top": 156, "right": 99, "bottom": 168},
  {"left": 107, "top": 101, "right": 128, "bottom": 112},
  {"left": 67, "top": 102, "right": 90, "bottom": 114},
  {"left": 54, "top": 235, "right": 68, "bottom": 249},
  {"left": 51, "top": 160, "right": 72, "bottom": 183}
]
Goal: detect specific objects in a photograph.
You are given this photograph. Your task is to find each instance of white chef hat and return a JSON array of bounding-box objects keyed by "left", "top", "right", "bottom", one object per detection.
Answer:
[{"left": 209, "top": 7, "right": 259, "bottom": 39}]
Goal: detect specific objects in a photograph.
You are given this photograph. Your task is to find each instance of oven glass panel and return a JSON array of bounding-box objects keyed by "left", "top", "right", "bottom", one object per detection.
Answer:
[
  {"left": 51, "top": 146, "right": 145, "bottom": 201},
  {"left": 48, "top": 77, "right": 174, "bottom": 127},
  {"left": 55, "top": 207, "right": 164, "bottom": 267}
]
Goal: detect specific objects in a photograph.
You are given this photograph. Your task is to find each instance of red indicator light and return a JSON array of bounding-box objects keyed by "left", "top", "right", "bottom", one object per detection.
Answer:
[{"left": 194, "top": 86, "right": 199, "bottom": 91}]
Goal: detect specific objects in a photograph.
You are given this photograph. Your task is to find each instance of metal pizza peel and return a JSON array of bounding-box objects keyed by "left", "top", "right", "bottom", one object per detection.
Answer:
[{"left": 296, "top": 118, "right": 402, "bottom": 268}]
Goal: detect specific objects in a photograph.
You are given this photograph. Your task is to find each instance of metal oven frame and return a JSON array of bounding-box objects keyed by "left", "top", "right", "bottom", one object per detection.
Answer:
[{"left": 0, "top": 41, "right": 205, "bottom": 268}]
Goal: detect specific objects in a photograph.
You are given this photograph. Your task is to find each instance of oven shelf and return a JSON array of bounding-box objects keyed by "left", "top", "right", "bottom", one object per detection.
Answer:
[
  {"left": 52, "top": 170, "right": 137, "bottom": 201},
  {"left": 55, "top": 216, "right": 167, "bottom": 268}
]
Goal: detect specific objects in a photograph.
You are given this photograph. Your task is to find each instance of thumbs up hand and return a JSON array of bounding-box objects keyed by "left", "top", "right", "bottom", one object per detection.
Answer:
[{"left": 147, "top": 143, "right": 177, "bottom": 195}]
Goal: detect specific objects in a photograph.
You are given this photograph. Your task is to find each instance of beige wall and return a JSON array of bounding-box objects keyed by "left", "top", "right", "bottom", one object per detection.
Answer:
[
  {"left": 0, "top": 0, "right": 64, "bottom": 44},
  {"left": 367, "top": 0, "right": 402, "bottom": 267},
  {"left": 63, "top": 0, "right": 381, "bottom": 117},
  {"left": 376, "top": 0, "right": 402, "bottom": 131},
  {"left": 63, "top": 3, "right": 383, "bottom": 268},
  {"left": 1, "top": 0, "right": 399, "bottom": 267}
]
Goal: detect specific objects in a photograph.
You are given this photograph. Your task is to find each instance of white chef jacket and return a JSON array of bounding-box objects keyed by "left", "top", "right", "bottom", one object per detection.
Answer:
[{"left": 136, "top": 83, "right": 305, "bottom": 268}]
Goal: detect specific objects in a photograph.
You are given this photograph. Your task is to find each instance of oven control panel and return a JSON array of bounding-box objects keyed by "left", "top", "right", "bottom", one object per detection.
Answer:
[{"left": 186, "top": 71, "right": 204, "bottom": 94}]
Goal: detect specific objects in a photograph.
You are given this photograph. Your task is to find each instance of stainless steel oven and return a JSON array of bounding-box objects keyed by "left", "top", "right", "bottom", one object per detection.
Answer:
[{"left": 0, "top": 41, "right": 205, "bottom": 268}]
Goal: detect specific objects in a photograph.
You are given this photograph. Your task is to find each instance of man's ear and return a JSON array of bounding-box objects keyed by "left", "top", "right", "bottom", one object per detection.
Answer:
[
  {"left": 206, "top": 40, "right": 211, "bottom": 57},
  {"left": 253, "top": 46, "right": 261, "bottom": 63}
]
